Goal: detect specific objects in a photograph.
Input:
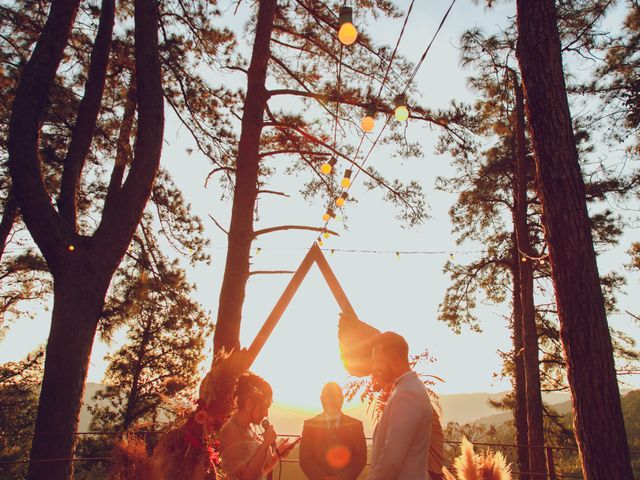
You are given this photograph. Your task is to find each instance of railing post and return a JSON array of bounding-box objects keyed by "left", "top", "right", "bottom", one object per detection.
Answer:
[{"left": 545, "top": 446, "right": 556, "bottom": 480}]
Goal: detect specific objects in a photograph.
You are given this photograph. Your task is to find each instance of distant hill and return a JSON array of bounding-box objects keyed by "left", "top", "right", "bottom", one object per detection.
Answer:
[{"left": 77, "top": 385, "right": 574, "bottom": 434}]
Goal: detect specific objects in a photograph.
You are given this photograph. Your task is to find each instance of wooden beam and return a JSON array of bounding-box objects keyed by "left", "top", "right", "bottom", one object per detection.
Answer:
[
  {"left": 311, "top": 243, "right": 358, "bottom": 318},
  {"left": 246, "top": 242, "right": 359, "bottom": 368},
  {"left": 246, "top": 243, "right": 318, "bottom": 367}
]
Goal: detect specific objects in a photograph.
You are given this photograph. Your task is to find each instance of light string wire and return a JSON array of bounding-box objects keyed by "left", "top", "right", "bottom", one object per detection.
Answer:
[
  {"left": 317, "top": 0, "right": 457, "bottom": 244},
  {"left": 316, "top": 0, "right": 418, "bottom": 243}
]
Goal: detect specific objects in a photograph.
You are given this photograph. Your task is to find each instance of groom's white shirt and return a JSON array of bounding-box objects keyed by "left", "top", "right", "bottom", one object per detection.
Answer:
[{"left": 368, "top": 371, "right": 432, "bottom": 480}]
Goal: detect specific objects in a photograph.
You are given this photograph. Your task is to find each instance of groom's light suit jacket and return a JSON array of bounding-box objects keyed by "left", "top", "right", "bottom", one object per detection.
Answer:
[{"left": 369, "top": 371, "right": 433, "bottom": 480}]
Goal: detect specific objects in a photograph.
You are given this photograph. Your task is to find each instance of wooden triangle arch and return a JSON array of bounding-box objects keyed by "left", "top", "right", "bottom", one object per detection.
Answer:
[{"left": 246, "top": 242, "right": 378, "bottom": 374}]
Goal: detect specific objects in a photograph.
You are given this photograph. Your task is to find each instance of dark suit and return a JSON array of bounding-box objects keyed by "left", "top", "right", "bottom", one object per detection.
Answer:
[{"left": 300, "top": 413, "right": 367, "bottom": 480}]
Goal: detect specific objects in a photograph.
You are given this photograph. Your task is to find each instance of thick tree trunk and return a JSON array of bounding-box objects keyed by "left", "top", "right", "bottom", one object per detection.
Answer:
[
  {"left": 27, "top": 267, "right": 110, "bottom": 480},
  {"left": 213, "top": 0, "right": 277, "bottom": 355},
  {"left": 515, "top": 1, "right": 632, "bottom": 478},
  {"left": 510, "top": 242, "right": 531, "bottom": 480},
  {"left": 513, "top": 77, "right": 547, "bottom": 480}
]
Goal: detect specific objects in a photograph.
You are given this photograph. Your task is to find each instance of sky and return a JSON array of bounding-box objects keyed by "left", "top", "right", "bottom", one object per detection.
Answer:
[{"left": 1, "top": 0, "right": 639, "bottom": 416}]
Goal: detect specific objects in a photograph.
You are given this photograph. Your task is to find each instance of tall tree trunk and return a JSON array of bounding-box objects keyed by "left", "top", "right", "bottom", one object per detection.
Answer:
[
  {"left": 27, "top": 268, "right": 110, "bottom": 480},
  {"left": 515, "top": 1, "right": 632, "bottom": 478},
  {"left": 510, "top": 240, "right": 531, "bottom": 480},
  {"left": 513, "top": 76, "right": 547, "bottom": 480},
  {"left": 213, "top": 0, "right": 277, "bottom": 355}
]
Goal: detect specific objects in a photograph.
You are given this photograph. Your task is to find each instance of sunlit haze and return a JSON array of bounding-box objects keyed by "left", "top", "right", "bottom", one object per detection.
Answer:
[{"left": 1, "top": 0, "right": 639, "bottom": 421}]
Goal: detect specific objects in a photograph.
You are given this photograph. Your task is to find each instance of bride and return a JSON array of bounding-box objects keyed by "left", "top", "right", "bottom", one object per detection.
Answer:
[{"left": 219, "top": 373, "right": 296, "bottom": 480}]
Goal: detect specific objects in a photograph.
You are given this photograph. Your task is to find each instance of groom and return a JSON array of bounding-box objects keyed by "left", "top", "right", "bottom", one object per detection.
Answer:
[{"left": 368, "top": 331, "right": 433, "bottom": 480}]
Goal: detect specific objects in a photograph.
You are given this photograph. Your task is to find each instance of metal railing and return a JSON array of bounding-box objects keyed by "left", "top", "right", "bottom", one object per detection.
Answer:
[{"left": 2, "top": 431, "right": 640, "bottom": 479}]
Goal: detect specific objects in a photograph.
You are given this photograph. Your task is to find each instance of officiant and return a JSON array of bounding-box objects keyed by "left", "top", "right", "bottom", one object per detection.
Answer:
[{"left": 300, "top": 382, "right": 367, "bottom": 480}]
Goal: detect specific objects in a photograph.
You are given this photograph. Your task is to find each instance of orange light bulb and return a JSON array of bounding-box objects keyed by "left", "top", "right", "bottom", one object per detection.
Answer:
[
  {"left": 339, "top": 22, "right": 357, "bottom": 45},
  {"left": 361, "top": 115, "right": 375, "bottom": 132}
]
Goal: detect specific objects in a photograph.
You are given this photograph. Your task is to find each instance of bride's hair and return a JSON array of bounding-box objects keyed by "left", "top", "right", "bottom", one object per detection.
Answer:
[{"left": 235, "top": 372, "right": 272, "bottom": 409}]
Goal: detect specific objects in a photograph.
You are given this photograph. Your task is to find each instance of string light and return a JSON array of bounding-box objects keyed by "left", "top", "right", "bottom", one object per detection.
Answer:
[
  {"left": 338, "top": 6, "right": 358, "bottom": 46},
  {"left": 393, "top": 94, "right": 409, "bottom": 122},
  {"left": 256, "top": 247, "right": 262, "bottom": 255},
  {"left": 323, "top": 231, "right": 330, "bottom": 239},
  {"left": 336, "top": 192, "right": 348, "bottom": 207},
  {"left": 360, "top": 105, "right": 376, "bottom": 132},
  {"left": 322, "top": 209, "right": 337, "bottom": 222},
  {"left": 68, "top": 245, "right": 75, "bottom": 252},
  {"left": 321, "top": 156, "right": 337, "bottom": 175},
  {"left": 341, "top": 169, "right": 353, "bottom": 188},
  {"left": 317, "top": 238, "right": 324, "bottom": 246},
  {"left": 395, "top": 251, "right": 401, "bottom": 259},
  {"left": 521, "top": 257, "right": 527, "bottom": 262}
]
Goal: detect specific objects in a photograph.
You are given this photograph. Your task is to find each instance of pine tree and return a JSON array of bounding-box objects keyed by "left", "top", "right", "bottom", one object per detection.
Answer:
[
  {"left": 0, "top": 348, "right": 44, "bottom": 479},
  {"left": 90, "top": 232, "right": 211, "bottom": 432},
  {"left": 7, "top": 0, "right": 163, "bottom": 476},
  {"left": 515, "top": 0, "right": 633, "bottom": 476}
]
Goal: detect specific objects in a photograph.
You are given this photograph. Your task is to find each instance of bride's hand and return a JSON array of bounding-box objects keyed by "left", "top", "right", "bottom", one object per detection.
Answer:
[{"left": 276, "top": 438, "right": 299, "bottom": 457}]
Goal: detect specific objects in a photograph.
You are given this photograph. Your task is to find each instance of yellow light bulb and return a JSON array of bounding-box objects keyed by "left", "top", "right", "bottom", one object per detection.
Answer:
[
  {"left": 68, "top": 245, "right": 75, "bottom": 252},
  {"left": 318, "top": 239, "right": 324, "bottom": 246},
  {"left": 320, "top": 163, "right": 332, "bottom": 175},
  {"left": 338, "top": 22, "right": 358, "bottom": 46},
  {"left": 522, "top": 257, "right": 527, "bottom": 262},
  {"left": 323, "top": 213, "right": 330, "bottom": 222},
  {"left": 341, "top": 177, "right": 351, "bottom": 188},
  {"left": 336, "top": 197, "right": 346, "bottom": 207},
  {"left": 394, "top": 105, "right": 409, "bottom": 122},
  {"left": 361, "top": 115, "right": 375, "bottom": 132},
  {"left": 323, "top": 232, "right": 330, "bottom": 239}
]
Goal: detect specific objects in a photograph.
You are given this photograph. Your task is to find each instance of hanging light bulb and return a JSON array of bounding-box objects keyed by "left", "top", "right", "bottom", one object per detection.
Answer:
[
  {"left": 323, "top": 209, "right": 336, "bottom": 222},
  {"left": 336, "top": 192, "right": 348, "bottom": 207},
  {"left": 360, "top": 105, "right": 376, "bottom": 132},
  {"left": 394, "top": 94, "right": 409, "bottom": 122},
  {"left": 521, "top": 256, "right": 527, "bottom": 262},
  {"left": 341, "top": 169, "right": 353, "bottom": 188},
  {"left": 320, "top": 156, "right": 337, "bottom": 175},
  {"left": 68, "top": 245, "right": 75, "bottom": 252},
  {"left": 338, "top": 6, "right": 358, "bottom": 46},
  {"left": 396, "top": 252, "right": 401, "bottom": 260},
  {"left": 318, "top": 238, "right": 324, "bottom": 246},
  {"left": 323, "top": 231, "right": 330, "bottom": 239}
]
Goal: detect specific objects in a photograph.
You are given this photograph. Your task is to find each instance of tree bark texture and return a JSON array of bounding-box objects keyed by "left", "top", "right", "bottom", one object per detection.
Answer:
[
  {"left": 511, "top": 241, "right": 531, "bottom": 480},
  {"left": 26, "top": 271, "right": 110, "bottom": 480},
  {"left": 213, "top": 0, "right": 277, "bottom": 356},
  {"left": 515, "top": 1, "right": 632, "bottom": 478},
  {"left": 513, "top": 77, "right": 547, "bottom": 480}
]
